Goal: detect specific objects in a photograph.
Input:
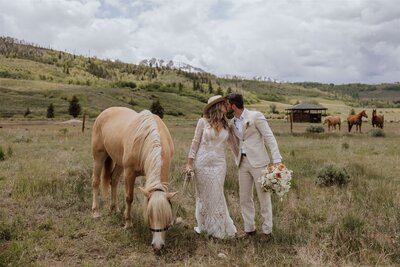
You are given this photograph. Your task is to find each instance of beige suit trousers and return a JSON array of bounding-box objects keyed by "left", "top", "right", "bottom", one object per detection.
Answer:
[{"left": 239, "top": 156, "right": 273, "bottom": 234}]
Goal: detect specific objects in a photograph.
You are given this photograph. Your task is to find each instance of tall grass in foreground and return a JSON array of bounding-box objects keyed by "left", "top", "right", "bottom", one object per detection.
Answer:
[{"left": 0, "top": 121, "right": 399, "bottom": 266}]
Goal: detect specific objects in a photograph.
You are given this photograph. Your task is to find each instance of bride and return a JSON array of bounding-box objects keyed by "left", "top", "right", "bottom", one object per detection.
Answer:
[{"left": 185, "top": 95, "right": 238, "bottom": 239}]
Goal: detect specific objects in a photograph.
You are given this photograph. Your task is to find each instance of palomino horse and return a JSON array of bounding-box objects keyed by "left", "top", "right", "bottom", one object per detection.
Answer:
[
  {"left": 323, "top": 116, "right": 341, "bottom": 131},
  {"left": 372, "top": 109, "right": 384, "bottom": 129},
  {"left": 347, "top": 110, "right": 368, "bottom": 133},
  {"left": 91, "top": 107, "right": 176, "bottom": 251}
]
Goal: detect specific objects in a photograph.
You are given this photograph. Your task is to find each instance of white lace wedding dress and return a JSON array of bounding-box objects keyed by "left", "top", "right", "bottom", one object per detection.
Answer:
[{"left": 188, "top": 118, "right": 237, "bottom": 239}]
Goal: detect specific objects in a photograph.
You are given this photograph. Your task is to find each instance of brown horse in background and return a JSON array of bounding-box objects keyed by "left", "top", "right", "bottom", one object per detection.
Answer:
[
  {"left": 347, "top": 110, "right": 368, "bottom": 133},
  {"left": 372, "top": 109, "right": 384, "bottom": 129},
  {"left": 91, "top": 107, "right": 176, "bottom": 251},
  {"left": 323, "top": 116, "right": 341, "bottom": 131}
]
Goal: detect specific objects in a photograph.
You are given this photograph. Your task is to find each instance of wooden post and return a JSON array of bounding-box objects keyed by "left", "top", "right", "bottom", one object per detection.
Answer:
[
  {"left": 290, "top": 112, "right": 293, "bottom": 134},
  {"left": 82, "top": 111, "right": 86, "bottom": 133}
]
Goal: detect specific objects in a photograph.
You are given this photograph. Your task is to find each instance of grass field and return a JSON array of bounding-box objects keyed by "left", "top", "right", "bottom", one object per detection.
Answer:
[{"left": 0, "top": 116, "right": 399, "bottom": 266}]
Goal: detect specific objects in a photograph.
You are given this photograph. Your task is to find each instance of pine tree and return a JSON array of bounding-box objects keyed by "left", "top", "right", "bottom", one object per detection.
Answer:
[
  {"left": 193, "top": 79, "right": 196, "bottom": 91},
  {"left": 47, "top": 103, "right": 55, "bottom": 118},
  {"left": 227, "top": 87, "right": 232, "bottom": 94},
  {"left": 178, "top": 83, "right": 183, "bottom": 94},
  {"left": 199, "top": 84, "right": 204, "bottom": 93},
  {"left": 216, "top": 87, "right": 223, "bottom": 96},
  {"left": 208, "top": 80, "right": 213, "bottom": 94},
  {"left": 68, "top": 95, "right": 81, "bottom": 118},
  {"left": 150, "top": 99, "right": 164, "bottom": 119}
]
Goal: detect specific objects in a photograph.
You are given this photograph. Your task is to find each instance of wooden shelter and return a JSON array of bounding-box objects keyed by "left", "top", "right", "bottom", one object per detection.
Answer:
[{"left": 285, "top": 103, "right": 327, "bottom": 123}]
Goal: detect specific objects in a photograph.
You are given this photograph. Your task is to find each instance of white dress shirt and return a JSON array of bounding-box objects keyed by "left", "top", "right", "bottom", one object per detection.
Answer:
[{"left": 234, "top": 109, "right": 248, "bottom": 154}]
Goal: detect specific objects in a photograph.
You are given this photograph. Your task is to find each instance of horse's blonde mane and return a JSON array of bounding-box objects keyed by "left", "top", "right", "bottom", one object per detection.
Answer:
[
  {"left": 132, "top": 110, "right": 163, "bottom": 188},
  {"left": 131, "top": 110, "right": 172, "bottom": 222}
]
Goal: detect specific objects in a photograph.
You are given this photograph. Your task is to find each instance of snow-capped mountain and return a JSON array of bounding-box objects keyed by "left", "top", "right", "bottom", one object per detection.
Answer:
[
  {"left": 139, "top": 58, "right": 282, "bottom": 82},
  {"left": 252, "top": 75, "right": 283, "bottom": 83},
  {"left": 139, "top": 58, "right": 206, "bottom": 74},
  {"left": 220, "top": 74, "right": 282, "bottom": 83}
]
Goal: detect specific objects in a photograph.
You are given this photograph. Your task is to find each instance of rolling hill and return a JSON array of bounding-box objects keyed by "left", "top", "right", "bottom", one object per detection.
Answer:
[{"left": 1, "top": 36, "right": 400, "bottom": 120}]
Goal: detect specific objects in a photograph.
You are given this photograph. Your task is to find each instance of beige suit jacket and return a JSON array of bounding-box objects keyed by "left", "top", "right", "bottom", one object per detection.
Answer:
[{"left": 230, "top": 109, "right": 282, "bottom": 168}]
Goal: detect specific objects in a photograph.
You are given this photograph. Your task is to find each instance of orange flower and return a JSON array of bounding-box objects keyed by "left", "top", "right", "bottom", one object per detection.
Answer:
[{"left": 277, "top": 163, "right": 286, "bottom": 171}]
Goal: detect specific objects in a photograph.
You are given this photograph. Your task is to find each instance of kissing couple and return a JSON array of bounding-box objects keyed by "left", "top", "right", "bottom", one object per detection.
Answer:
[{"left": 185, "top": 93, "right": 283, "bottom": 241}]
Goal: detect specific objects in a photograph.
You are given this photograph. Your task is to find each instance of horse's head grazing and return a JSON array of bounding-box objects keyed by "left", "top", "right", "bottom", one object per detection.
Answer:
[{"left": 139, "top": 186, "right": 177, "bottom": 252}]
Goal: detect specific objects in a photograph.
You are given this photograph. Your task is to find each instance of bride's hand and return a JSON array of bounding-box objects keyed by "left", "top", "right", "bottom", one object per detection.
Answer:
[{"left": 185, "top": 164, "right": 193, "bottom": 174}]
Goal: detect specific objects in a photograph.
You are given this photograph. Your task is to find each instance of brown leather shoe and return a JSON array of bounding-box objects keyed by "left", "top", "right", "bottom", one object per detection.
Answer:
[
  {"left": 261, "top": 233, "right": 273, "bottom": 242},
  {"left": 237, "top": 230, "right": 256, "bottom": 239}
]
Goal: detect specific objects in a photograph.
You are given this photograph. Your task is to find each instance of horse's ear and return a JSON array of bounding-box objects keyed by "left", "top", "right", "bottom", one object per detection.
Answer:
[
  {"left": 139, "top": 187, "right": 150, "bottom": 198},
  {"left": 167, "top": 191, "right": 178, "bottom": 200}
]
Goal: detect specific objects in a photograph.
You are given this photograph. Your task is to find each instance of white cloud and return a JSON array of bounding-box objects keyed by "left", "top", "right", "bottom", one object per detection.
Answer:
[{"left": 0, "top": 0, "right": 399, "bottom": 84}]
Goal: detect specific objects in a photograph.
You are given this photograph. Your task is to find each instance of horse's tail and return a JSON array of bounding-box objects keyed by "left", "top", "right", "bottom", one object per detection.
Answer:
[{"left": 101, "top": 156, "right": 113, "bottom": 199}]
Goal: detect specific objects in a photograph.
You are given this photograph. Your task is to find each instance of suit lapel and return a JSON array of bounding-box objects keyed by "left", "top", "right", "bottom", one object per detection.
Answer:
[
  {"left": 230, "top": 118, "right": 242, "bottom": 138},
  {"left": 242, "top": 110, "right": 251, "bottom": 137}
]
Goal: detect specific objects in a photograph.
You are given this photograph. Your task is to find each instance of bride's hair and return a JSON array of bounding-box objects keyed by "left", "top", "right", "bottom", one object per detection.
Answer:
[{"left": 205, "top": 102, "right": 228, "bottom": 130}]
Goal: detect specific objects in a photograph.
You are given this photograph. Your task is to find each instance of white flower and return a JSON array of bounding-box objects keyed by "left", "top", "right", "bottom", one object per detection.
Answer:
[{"left": 258, "top": 163, "right": 293, "bottom": 200}]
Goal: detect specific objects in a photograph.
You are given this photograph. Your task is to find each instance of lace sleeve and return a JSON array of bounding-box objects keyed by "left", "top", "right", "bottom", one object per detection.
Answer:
[
  {"left": 188, "top": 118, "right": 205, "bottom": 159},
  {"left": 226, "top": 125, "right": 239, "bottom": 158}
]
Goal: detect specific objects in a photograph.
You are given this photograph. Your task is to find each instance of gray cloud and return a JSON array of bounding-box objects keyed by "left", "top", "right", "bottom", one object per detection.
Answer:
[{"left": 0, "top": 0, "right": 399, "bottom": 84}]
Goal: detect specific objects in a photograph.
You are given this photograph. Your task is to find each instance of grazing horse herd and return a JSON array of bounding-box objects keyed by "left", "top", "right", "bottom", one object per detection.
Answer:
[{"left": 323, "top": 109, "right": 384, "bottom": 133}]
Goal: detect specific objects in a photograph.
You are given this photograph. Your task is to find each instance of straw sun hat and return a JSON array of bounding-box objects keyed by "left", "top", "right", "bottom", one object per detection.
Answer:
[{"left": 203, "top": 95, "right": 226, "bottom": 114}]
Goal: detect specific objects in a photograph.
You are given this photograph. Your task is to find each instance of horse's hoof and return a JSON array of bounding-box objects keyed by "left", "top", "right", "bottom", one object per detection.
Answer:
[{"left": 92, "top": 211, "right": 101, "bottom": 218}]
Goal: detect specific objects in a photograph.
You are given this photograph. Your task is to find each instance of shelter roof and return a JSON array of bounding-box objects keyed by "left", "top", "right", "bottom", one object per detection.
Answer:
[{"left": 285, "top": 102, "right": 327, "bottom": 110}]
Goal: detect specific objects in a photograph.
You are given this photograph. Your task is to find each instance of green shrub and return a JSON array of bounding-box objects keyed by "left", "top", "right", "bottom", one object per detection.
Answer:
[
  {"left": 315, "top": 163, "right": 351, "bottom": 187},
  {"left": 150, "top": 100, "right": 164, "bottom": 119},
  {"left": 342, "top": 142, "right": 350, "bottom": 149},
  {"left": 370, "top": 129, "right": 385, "bottom": 137},
  {"left": 113, "top": 81, "right": 137, "bottom": 89},
  {"left": 305, "top": 125, "right": 325, "bottom": 133}
]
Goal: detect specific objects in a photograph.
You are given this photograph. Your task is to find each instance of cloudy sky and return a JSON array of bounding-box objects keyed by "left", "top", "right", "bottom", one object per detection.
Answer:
[{"left": 1, "top": 0, "right": 399, "bottom": 84}]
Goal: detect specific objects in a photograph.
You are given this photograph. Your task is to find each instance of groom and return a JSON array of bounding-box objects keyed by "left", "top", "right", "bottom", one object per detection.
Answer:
[{"left": 227, "top": 93, "right": 283, "bottom": 241}]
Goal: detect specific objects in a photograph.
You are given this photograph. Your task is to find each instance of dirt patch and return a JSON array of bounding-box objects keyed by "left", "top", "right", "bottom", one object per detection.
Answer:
[{"left": 58, "top": 119, "right": 83, "bottom": 125}]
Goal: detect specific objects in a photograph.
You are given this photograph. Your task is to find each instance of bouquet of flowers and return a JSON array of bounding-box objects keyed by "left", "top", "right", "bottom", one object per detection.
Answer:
[{"left": 258, "top": 163, "right": 293, "bottom": 199}]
